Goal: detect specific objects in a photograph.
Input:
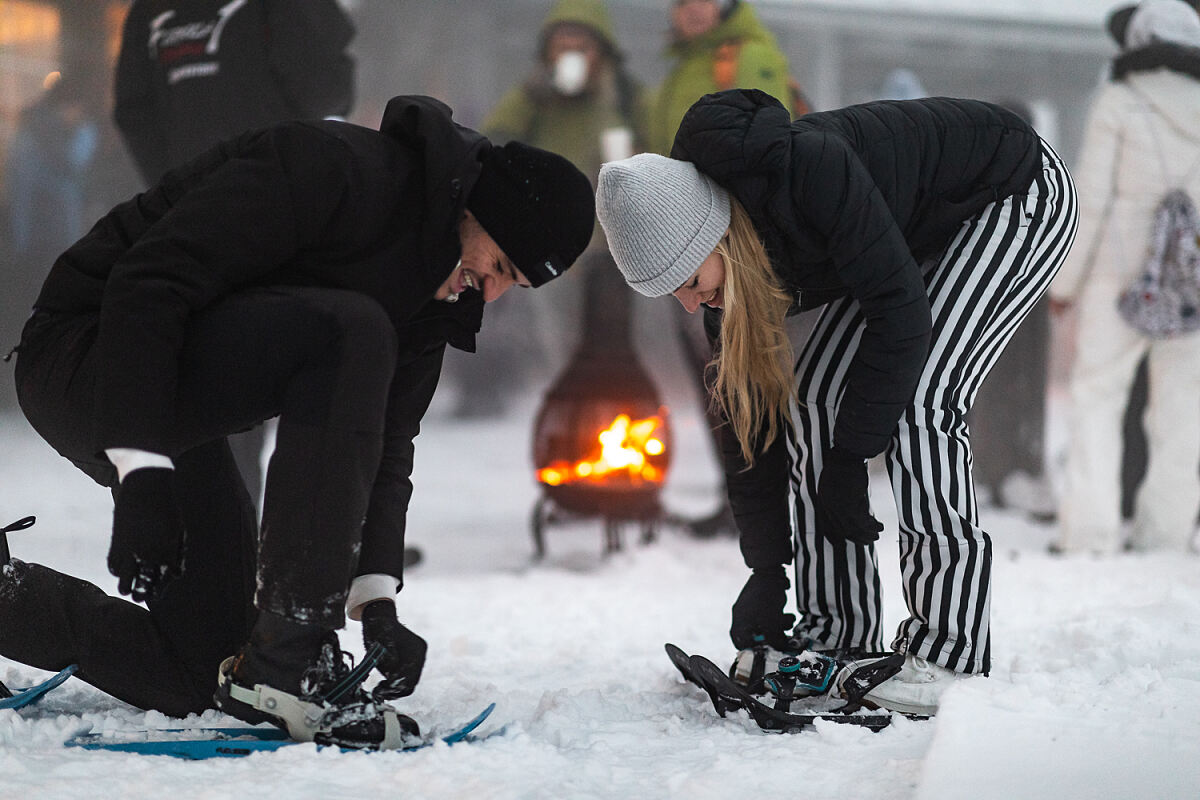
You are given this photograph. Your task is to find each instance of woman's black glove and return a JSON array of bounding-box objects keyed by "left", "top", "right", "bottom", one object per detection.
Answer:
[
  {"left": 361, "top": 598, "right": 427, "bottom": 701},
  {"left": 815, "top": 448, "right": 884, "bottom": 545},
  {"left": 730, "top": 567, "right": 796, "bottom": 650},
  {"left": 108, "top": 468, "right": 186, "bottom": 603}
]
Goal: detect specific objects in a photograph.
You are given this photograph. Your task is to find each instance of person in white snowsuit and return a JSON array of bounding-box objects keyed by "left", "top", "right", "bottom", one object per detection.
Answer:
[{"left": 1050, "top": 0, "right": 1200, "bottom": 554}]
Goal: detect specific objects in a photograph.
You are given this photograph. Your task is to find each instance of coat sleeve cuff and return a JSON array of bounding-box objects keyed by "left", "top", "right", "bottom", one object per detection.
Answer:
[
  {"left": 104, "top": 448, "right": 174, "bottom": 483},
  {"left": 346, "top": 573, "right": 400, "bottom": 621}
]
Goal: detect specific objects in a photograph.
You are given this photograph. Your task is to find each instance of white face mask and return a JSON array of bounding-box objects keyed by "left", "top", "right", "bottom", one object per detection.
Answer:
[{"left": 552, "top": 50, "right": 589, "bottom": 95}]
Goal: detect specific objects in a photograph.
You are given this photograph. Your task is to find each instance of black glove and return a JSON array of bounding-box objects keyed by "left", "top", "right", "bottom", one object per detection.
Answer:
[
  {"left": 815, "top": 448, "right": 884, "bottom": 545},
  {"left": 730, "top": 567, "right": 797, "bottom": 650},
  {"left": 108, "top": 467, "right": 186, "bottom": 603},
  {"left": 361, "top": 598, "right": 427, "bottom": 701}
]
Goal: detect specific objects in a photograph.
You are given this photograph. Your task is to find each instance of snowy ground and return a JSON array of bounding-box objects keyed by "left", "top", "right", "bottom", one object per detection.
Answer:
[{"left": 1, "top": 377, "right": 1199, "bottom": 799}]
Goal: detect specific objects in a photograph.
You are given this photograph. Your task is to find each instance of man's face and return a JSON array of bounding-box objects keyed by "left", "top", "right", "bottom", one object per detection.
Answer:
[
  {"left": 438, "top": 212, "right": 530, "bottom": 303},
  {"left": 671, "top": 0, "right": 721, "bottom": 41}
]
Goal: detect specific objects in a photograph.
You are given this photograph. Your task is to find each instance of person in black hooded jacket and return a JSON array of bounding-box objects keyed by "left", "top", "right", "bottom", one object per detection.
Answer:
[
  {"left": 1, "top": 95, "right": 594, "bottom": 748},
  {"left": 114, "top": 0, "right": 356, "bottom": 187},
  {"left": 596, "top": 88, "right": 1077, "bottom": 716}
]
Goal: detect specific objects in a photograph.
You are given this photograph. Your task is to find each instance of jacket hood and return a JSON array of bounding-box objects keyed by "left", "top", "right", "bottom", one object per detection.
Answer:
[
  {"left": 671, "top": 88, "right": 792, "bottom": 205},
  {"left": 378, "top": 95, "right": 491, "bottom": 293},
  {"left": 668, "top": 1, "right": 779, "bottom": 57},
  {"left": 1113, "top": 38, "right": 1200, "bottom": 83},
  {"left": 540, "top": 0, "right": 619, "bottom": 57}
]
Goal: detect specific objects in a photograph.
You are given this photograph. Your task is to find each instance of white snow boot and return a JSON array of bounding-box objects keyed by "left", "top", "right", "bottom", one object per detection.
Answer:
[{"left": 842, "top": 652, "right": 970, "bottom": 716}]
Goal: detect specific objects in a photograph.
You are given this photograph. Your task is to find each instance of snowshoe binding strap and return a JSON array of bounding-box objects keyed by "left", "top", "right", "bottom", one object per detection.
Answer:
[
  {"left": 1, "top": 517, "right": 35, "bottom": 534},
  {"left": 1, "top": 516, "right": 35, "bottom": 564},
  {"left": 729, "top": 635, "right": 812, "bottom": 695},
  {"left": 318, "top": 643, "right": 382, "bottom": 705},
  {"left": 762, "top": 652, "right": 840, "bottom": 710},
  {"left": 834, "top": 652, "right": 906, "bottom": 711}
]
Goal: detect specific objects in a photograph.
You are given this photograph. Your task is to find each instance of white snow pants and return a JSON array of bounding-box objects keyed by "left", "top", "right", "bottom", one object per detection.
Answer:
[
  {"left": 788, "top": 142, "right": 1077, "bottom": 674},
  {"left": 1058, "top": 278, "right": 1200, "bottom": 553}
]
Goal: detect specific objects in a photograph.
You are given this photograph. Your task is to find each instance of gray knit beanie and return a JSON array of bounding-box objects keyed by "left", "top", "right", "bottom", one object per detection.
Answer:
[{"left": 596, "top": 153, "right": 731, "bottom": 297}]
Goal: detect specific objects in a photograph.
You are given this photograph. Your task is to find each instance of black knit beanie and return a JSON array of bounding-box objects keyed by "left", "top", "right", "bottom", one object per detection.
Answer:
[{"left": 466, "top": 141, "right": 595, "bottom": 287}]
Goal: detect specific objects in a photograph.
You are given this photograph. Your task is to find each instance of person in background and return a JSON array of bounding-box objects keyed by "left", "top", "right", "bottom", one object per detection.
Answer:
[
  {"left": 1050, "top": 0, "right": 1200, "bottom": 554},
  {"left": 113, "top": 0, "right": 356, "bottom": 510},
  {"left": 6, "top": 77, "right": 98, "bottom": 269},
  {"left": 646, "top": 0, "right": 804, "bottom": 537},
  {"left": 2, "top": 76, "right": 100, "bottom": 413},
  {"left": 448, "top": 0, "right": 648, "bottom": 418},
  {"left": 648, "top": 0, "right": 802, "bottom": 157},
  {"left": 876, "top": 67, "right": 927, "bottom": 101},
  {"left": 1, "top": 95, "right": 594, "bottom": 748},
  {"left": 597, "top": 88, "right": 1076, "bottom": 716}
]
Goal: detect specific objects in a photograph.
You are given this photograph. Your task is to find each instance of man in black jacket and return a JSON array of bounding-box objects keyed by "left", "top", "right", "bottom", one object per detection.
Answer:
[{"left": 2, "top": 95, "right": 594, "bottom": 749}]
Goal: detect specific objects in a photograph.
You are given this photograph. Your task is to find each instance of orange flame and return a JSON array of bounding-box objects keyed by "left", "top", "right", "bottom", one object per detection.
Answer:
[{"left": 537, "top": 413, "right": 667, "bottom": 487}]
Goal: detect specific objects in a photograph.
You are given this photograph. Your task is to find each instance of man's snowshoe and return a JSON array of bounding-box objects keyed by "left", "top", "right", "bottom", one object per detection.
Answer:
[{"left": 214, "top": 613, "right": 419, "bottom": 750}]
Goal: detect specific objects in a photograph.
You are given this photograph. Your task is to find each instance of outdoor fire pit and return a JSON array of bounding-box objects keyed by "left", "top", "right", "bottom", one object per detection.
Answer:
[{"left": 528, "top": 257, "right": 672, "bottom": 558}]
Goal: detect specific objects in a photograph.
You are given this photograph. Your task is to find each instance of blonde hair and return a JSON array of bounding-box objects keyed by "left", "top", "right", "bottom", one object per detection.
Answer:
[{"left": 710, "top": 198, "right": 795, "bottom": 465}]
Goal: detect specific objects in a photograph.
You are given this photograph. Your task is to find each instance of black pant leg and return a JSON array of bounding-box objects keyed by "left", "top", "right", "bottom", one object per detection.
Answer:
[
  {"left": 0, "top": 559, "right": 210, "bottom": 716},
  {"left": 147, "top": 438, "right": 258, "bottom": 703},
  {"left": 10, "top": 286, "right": 398, "bottom": 708}
]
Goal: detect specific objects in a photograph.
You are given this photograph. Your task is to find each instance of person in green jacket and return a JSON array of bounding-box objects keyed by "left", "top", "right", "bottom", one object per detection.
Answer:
[
  {"left": 648, "top": 0, "right": 798, "bottom": 156},
  {"left": 449, "top": 0, "right": 648, "bottom": 419},
  {"left": 648, "top": 1, "right": 803, "bottom": 537},
  {"left": 485, "top": 0, "right": 648, "bottom": 190}
]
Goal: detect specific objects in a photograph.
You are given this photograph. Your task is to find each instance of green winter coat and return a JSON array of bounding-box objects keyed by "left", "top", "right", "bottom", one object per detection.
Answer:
[
  {"left": 648, "top": 1, "right": 792, "bottom": 156},
  {"left": 483, "top": 0, "right": 647, "bottom": 246}
]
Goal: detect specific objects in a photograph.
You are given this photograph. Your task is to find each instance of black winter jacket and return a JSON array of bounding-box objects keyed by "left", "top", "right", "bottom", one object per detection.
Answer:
[
  {"left": 673, "top": 89, "right": 1042, "bottom": 568},
  {"left": 34, "top": 95, "right": 488, "bottom": 580},
  {"left": 114, "top": 0, "right": 355, "bottom": 184}
]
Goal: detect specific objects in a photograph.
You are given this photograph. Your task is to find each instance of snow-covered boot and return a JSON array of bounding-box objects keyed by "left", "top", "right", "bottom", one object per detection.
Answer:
[
  {"left": 214, "top": 611, "right": 419, "bottom": 749},
  {"left": 859, "top": 653, "right": 970, "bottom": 715},
  {"left": 729, "top": 635, "right": 841, "bottom": 696},
  {"left": 835, "top": 651, "right": 966, "bottom": 716},
  {"left": 726, "top": 635, "right": 893, "bottom": 698}
]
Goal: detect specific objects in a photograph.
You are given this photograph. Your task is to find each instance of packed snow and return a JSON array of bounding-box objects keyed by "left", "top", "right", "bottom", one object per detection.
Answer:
[{"left": 2, "top": 340, "right": 1198, "bottom": 800}]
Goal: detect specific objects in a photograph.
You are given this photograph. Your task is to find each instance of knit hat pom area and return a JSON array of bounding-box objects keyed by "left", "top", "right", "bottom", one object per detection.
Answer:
[
  {"left": 595, "top": 153, "right": 731, "bottom": 297},
  {"left": 467, "top": 141, "right": 595, "bottom": 287}
]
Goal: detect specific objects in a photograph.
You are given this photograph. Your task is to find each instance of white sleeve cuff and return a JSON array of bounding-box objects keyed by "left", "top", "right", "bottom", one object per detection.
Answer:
[
  {"left": 104, "top": 448, "right": 175, "bottom": 483},
  {"left": 346, "top": 573, "right": 400, "bottom": 621}
]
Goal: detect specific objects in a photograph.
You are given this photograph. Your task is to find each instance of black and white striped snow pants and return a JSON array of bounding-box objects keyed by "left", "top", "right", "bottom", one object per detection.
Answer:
[{"left": 787, "top": 142, "right": 1077, "bottom": 674}]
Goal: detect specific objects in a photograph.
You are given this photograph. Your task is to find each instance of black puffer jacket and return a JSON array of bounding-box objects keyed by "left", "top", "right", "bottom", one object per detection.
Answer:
[
  {"left": 33, "top": 95, "right": 488, "bottom": 579},
  {"left": 673, "top": 89, "right": 1042, "bottom": 567}
]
